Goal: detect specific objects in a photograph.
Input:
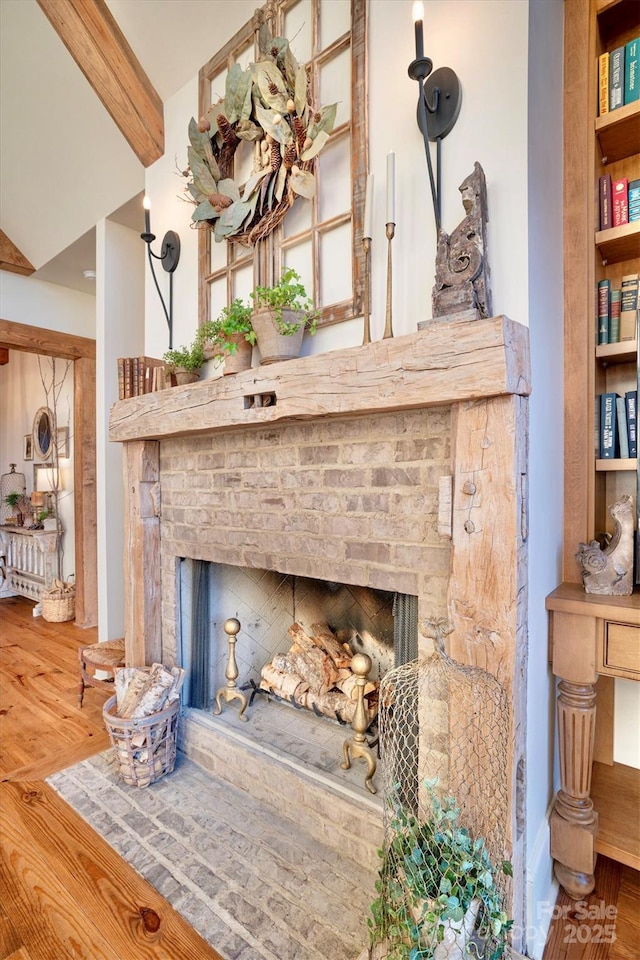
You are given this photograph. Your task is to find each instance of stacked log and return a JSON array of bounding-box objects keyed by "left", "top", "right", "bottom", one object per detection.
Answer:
[{"left": 259, "top": 622, "right": 378, "bottom": 725}]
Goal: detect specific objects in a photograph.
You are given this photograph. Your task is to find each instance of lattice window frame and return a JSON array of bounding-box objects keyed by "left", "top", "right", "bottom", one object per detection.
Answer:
[{"left": 197, "top": 0, "right": 367, "bottom": 331}]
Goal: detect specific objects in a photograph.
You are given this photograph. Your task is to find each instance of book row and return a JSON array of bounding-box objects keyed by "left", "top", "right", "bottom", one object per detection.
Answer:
[
  {"left": 598, "top": 36, "right": 639, "bottom": 115},
  {"left": 117, "top": 356, "right": 168, "bottom": 400},
  {"left": 597, "top": 274, "right": 639, "bottom": 345},
  {"left": 598, "top": 174, "right": 640, "bottom": 230},
  {"left": 599, "top": 390, "right": 638, "bottom": 460}
]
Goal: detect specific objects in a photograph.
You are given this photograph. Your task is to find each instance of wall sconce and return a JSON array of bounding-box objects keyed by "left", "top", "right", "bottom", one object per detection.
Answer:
[
  {"left": 408, "top": 0, "right": 462, "bottom": 232},
  {"left": 140, "top": 196, "right": 181, "bottom": 349}
]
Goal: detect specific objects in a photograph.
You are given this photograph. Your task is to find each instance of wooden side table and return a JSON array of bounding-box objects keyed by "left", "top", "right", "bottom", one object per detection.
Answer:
[
  {"left": 546, "top": 583, "right": 640, "bottom": 898},
  {"left": 78, "top": 638, "right": 126, "bottom": 707}
]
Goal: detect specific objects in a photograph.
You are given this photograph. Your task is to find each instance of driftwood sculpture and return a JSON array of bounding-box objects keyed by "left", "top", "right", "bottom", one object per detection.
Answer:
[
  {"left": 575, "top": 495, "right": 636, "bottom": 595},
  {"left": 432, "top": 162, "right": 492, "bottom": 321}
]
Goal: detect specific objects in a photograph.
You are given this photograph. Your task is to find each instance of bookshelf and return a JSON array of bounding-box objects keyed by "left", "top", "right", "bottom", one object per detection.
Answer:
[{"left": 548, "top": 0, "right": 640, "bottom": 900}]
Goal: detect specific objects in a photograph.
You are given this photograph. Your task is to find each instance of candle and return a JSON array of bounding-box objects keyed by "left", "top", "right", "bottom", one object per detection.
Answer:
[
  {"left": 386, "top": 153, "right": 395, "bottom": 225},
  {"left": 363, "top": 174, "right": 374, "bottom": 239},
  {"left": 143, "top": 195, "right": 151, "bottom": 234},
  {"left": 412, "top": 1, "right": 424, "bottom": 60}
]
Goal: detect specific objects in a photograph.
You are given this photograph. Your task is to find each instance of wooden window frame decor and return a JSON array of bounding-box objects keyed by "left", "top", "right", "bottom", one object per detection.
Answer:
[{"left": 195, "top": 0, "right": 367, "bottom": 331}]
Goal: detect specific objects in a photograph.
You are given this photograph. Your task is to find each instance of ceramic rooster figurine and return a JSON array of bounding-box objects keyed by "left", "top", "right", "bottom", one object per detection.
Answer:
[{"left": 575, "top": 495, "right": 636, "bottom": 595}]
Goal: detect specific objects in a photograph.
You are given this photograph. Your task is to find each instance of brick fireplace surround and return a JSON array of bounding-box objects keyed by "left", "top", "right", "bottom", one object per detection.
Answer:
[{"left": 109, "top": 313, "right": 531, "bottom": 950}]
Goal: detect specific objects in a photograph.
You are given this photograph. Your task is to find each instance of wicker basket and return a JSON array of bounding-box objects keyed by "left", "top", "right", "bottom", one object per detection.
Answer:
[
  {"left": 103, "top": 694, "right": 179, "bottom": 788},
  {"left": 41, "top": 579, "right": 76, "bottom": 622}
]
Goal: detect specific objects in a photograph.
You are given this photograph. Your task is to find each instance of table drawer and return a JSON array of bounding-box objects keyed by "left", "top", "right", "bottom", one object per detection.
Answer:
[{"left": 603, "top": 622, "right": 640, "bottom": 677}]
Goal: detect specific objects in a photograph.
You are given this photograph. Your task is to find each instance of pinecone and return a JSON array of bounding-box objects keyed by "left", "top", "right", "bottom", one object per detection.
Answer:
[
  {"left": 314, "top": 111, "right": 322, "bottom": 123},
  {"left": 217, "top": 114, "right": 238, "bottom": 146},
  {"left": 208, "top": 193, "right": 233, "bottom": 212},
  {"left": 292, "top": 116, "right": 306, "bottom": 151},
  {"left": 271, "top": 141, "right": 282, "bottom": 171},
  {"left": 268, "top": 81, "right": 279, "bottom": 96},
  {"left": 283, "top": 143, "right": 297, "bottom": 169}
]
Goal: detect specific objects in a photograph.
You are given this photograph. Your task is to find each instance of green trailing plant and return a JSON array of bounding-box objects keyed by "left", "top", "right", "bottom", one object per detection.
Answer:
[
  {"left": 197, "top": 298, "right": 255, "bottom": 359},
  {"left": 250, "top": 268, "right": 317, "bottom": 335},
  {"left": 183, "top": 23, "right": 336, "bottom": 245},
  {"left": 162, "top": 340, "right": 206, "bottom": 372},
  {"left": 369, "top": 778, "right": 512, "bottom": 960}
]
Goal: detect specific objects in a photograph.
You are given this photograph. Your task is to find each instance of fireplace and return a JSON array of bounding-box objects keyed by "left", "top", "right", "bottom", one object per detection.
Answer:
[{"left": 110, "top": 315, "right": 531, "bottom": 945}]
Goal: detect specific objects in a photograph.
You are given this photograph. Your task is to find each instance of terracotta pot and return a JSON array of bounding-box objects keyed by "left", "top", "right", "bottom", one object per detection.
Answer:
[
  {"left": 173, "top": 368, "right": 200, "bottom": 386},
  {"left": 251, "top": 307, "right": 305, "bottom": 364},
  {"left": 222, "top": 336, "right": 253, "bottom": 375}
]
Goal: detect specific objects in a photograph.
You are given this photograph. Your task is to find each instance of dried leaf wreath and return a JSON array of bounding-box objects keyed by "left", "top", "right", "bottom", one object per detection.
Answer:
[{"left": 183, "top": 24, "right": 337, "bottom": 246}]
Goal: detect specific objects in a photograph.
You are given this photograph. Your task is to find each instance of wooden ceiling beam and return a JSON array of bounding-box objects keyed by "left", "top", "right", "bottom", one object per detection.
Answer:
[
  {"left": 36, "top": 0, "right": 164, "bottom": 167},
  {"left": 0, "top": 231, "right": 35, "bottom": 277}
]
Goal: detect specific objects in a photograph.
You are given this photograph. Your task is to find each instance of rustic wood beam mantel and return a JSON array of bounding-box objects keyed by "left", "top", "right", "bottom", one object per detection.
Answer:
[
  {"left": 109, "top": 315, "right": 530, "bottom": 442},
  {"left": 36, "top": 0, "right": 164, "bottom": 167},
  {"left": 0, "top": 231, "right": 35, "bottom": 277}
]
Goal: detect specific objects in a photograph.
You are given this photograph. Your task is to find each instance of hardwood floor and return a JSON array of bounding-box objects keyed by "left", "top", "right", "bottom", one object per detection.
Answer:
[
  {"left": 0, "top": 596, "right": 223, "bottom": 960},
  {"left": 1, "top": 596, "right": 638, "bottom": 960}
]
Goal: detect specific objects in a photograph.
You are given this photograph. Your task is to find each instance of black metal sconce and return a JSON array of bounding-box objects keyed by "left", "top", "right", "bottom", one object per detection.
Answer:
[
  {"left": 408, "top": 0, "right": 462, "bottom": 232},
  {"left": 140, "top": 196, "right": 180, "bottom": 349}
]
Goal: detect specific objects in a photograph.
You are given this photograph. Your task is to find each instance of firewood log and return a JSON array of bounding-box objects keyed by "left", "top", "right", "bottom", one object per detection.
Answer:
[
  {"left": 260, "top": 663, "right": 309, "bottom": 699},
  {"left": 284, "top": 646, "right": 339, "bottom": 695},
  {"left": 309, "top": 622, "right": 353, "bottom": 668}
]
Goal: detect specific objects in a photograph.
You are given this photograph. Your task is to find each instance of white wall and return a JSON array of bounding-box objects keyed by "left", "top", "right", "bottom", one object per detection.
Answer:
[
  {"left": 0, "top": 350, "right": 75, "bottom": 584},
  {"left": 0, "top": 272, "right": 96, "bottom": 339},
  {"left": 96, "top": 219, "right": 145, "bottom": 641},
  {"left": 525, "top": 2, "right": 564, "bottom": 955}
]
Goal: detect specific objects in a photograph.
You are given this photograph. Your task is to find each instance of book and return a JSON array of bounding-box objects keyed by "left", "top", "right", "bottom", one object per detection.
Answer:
[
  {"left": 629, "top": 179, "right": 640, "bottom": 223},
  {"left": 616, "top": 397, "right": 629, "bottom": 457},
  {"left": 600, "top": 392, "right": 618, "bottom": 458},
  {"left": 620, "top": 273, "right": 639, "bottom": 341},
  {"left": 138, "top": 356, "right": 166, "bottom": 394},
  {"left": 123, "top": 357, "right": 133, "bottom": 399},
  {"left": 599, "top": 51, "right": 610, "bottom": 115},
  {"left": 598, "top": 279, "right": 610, "bottom": 344},
  {"left": 609, "top": 288, "right": 621, "bottom": 342},
  {"left": 117, "top": 358, "right": 125, "bottom": 400},
  {"left": 609, "top": 45, "right": 625, "bottom": 110},
  {"left": 612, "top": 178, "right": 628, "bottom": 226},
  {"left": 626, "top": 390, "right": 638, "bottom": 458},
  {"left": 625, "top": 37, "right": 639, "bottom": 104},
  {"left": 599, "top": 174, "right": 612, "bottom": 230}
]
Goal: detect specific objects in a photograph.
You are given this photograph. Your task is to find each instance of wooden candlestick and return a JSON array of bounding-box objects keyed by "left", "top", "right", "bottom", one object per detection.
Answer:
[{"left": 362, "top": 236, "right": 372, "bottom": 345}]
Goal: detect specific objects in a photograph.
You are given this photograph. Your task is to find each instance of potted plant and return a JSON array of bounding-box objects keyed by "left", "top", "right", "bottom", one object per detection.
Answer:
[
  {"left": 250, "top": 268, "right": 317, "bottom": 364},
  {"left": 3, "top": 491, "right": 28, "bottom": 526},
  {"left": 162, "top": 341, "right": 206, "bottom": 386},
  {"left": 367, "top": 779, "right": 512, "bottom": 960},
  {"left": 197, "top": 299, "right": 255, "bottom": 375}
]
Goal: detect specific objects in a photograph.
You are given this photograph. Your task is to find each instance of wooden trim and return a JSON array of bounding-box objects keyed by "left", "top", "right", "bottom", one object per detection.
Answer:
[
  {"left": 562, "top": 0, "right": 595, "bottom": 579},
  {"left": 109, "top": 315, "right": 531, "bottom": 443},
  {"left": 0, "top": 321, "right": 97, "bottom": 628},
  {"left": 36, "top": 0, "right": 163, "bottom": 167},
  {"left": 123, "top": 442, "right": 161, "bottom": 666},
  {"left": 0, "top": 231, "right": 35, "bottom": 276},
  {"left": 0, "top": 320, "right": 95, "bottom": 360}
]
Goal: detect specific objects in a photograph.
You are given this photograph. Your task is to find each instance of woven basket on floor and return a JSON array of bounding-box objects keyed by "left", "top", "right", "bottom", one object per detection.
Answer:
[
  {"left": 103, "top": 694, "right": 179, "bottom": 788},
  {"left": 41, "top": 579, "right": 76, "bottom": 622}
]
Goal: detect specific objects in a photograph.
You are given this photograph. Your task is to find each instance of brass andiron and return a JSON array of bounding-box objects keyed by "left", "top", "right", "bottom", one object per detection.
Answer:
[
  {"left": 383, "top": 222, "right": 395, "bottom": 339},
  {"left": 362, "top": 236, "right": 372, "bottom": 344},
  {"left": 212, "top": 617, "right": 248, "bottom": 721},
  {"left": 341, "top": 653, "right": 377, "bottom": 794}
]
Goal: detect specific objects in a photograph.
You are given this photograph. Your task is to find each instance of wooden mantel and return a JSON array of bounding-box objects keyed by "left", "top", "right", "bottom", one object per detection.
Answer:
[{"left": 109, "top": 315, "right": 530, "bottom": 442}]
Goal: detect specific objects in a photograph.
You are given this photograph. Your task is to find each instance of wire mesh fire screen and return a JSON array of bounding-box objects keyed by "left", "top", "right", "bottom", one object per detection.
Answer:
[{"left": 367, "top": 618, "right": 513, "bottom": 960}]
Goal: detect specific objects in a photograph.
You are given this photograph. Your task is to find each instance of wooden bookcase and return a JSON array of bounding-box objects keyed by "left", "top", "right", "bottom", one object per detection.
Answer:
[{"left": 547, "top": 0, "right": 640, "bottom": 899}]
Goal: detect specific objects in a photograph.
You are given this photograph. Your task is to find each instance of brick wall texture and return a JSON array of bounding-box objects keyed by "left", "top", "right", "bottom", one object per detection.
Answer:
[{"left": 159, "top": 407, "right": 452, "bottom": 664}]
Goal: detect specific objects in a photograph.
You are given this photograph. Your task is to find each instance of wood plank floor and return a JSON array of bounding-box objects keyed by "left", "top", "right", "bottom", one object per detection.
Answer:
[{"left": 0, "top": 596, "right": 223, "bottom": 960}]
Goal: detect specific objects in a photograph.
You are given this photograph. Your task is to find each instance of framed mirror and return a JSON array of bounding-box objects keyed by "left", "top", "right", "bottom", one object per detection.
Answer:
[{"left": 33, "top": 406, "right": 54, "bottom": 460}]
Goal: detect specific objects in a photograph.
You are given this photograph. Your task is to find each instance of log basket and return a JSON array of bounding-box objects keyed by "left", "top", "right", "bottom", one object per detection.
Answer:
[
  {"left": 41, "top": 579, "right": 76, "bottom": 623},
  {"left": 103, "top": 694, "right": 179, "bottom": 788}
]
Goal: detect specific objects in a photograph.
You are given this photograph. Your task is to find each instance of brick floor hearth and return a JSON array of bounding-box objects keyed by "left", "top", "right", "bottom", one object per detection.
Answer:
[{"left": 47, "top": 741, "right": 378, "bottom": 960}]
